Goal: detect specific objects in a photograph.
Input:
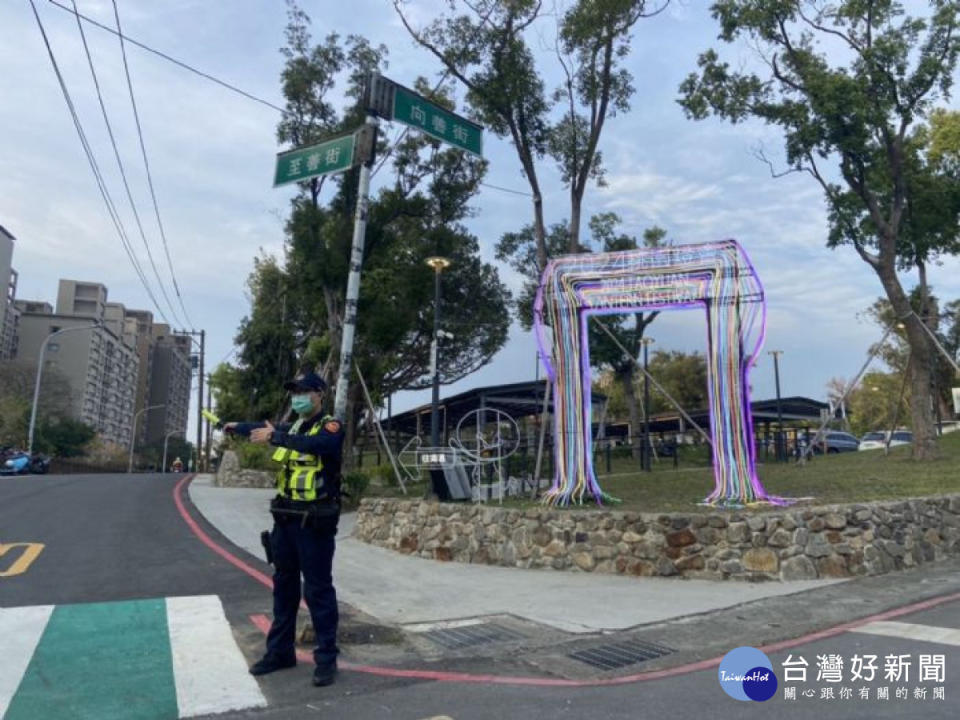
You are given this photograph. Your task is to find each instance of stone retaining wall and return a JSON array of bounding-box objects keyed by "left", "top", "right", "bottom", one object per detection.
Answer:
[
  {"left": 214, "top": 450, "right": 275, "bottom": 488},
  {"left": 354, "top": 496, "right": 960, "bottom": 581}
]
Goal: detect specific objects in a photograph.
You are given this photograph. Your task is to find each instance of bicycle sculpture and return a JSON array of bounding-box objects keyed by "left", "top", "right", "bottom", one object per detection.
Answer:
[
  {"left": 534, "top": 239, "right": 781, "bottom": 507},
  {"left": 399, "top": 408, "right": 521, "bottom": 502},
  {"left": 450, "top": 408, "right": 520, "bottom": 502}
]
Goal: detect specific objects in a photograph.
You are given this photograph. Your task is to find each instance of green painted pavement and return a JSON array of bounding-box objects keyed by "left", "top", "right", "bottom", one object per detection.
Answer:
[{"left": 5, "top": 599, "right": 179, "bottom": 720}]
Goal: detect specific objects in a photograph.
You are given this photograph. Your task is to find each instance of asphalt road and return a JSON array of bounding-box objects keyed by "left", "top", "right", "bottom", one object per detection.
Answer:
[{"left": 2, "top": 473, "right": 959, "bottom": 720}]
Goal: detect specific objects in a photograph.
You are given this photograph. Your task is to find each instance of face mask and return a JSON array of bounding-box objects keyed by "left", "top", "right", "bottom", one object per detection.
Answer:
[{"left": 291, "top": 394, "right": 314, "bottom": 415}]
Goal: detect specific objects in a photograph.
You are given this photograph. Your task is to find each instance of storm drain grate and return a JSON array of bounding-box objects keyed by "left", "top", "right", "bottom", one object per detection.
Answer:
[
  {"left": 567, "top": 639, "right": 675, "bottom": 671},
  {"left": 422, "top": 623, "right": 526, "bottom": 650}
]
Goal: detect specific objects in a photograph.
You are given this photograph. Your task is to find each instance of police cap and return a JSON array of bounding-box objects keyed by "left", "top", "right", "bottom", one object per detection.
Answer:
[{"left": 283, "top": 371, "right": 327, "bottom": 392}]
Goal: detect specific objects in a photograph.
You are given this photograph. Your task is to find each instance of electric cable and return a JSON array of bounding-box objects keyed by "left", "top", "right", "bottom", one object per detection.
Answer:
[
  {"left": 29, "top": 0, "right": 171, "bottom": 325},
  {"left": 111, "top": 0, "right": 194, "bottom": 328},
  {"left": 69, "top": 0, "right": 183, "bottom": 326}
]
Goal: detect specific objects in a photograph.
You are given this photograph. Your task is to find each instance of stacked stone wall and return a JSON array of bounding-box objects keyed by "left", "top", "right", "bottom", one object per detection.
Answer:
[{"left": 354, "top": 496, "right": 960, "bottom": 581}]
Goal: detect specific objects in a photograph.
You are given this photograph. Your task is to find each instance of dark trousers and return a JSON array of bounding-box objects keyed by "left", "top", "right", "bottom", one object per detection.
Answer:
[{"left": 265, "top": 518, "right": 339, "bottom": 666}]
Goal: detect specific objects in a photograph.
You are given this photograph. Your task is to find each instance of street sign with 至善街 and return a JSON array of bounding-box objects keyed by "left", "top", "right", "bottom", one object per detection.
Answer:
[
  {"left": 273, "top": 132, "right": 356, "bottom": 186},
  {"left": 392, "top": 84, "right": 482, "bottom": 158}
]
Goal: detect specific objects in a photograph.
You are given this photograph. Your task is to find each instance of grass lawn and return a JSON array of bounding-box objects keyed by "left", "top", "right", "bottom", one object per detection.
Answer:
[{"left": 366, "top": 431, "right": 960, "bottom": 514}]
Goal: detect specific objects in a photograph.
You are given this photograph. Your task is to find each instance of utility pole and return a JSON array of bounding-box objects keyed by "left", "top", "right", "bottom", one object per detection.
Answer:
[
  {"left": 176, "top": 328, "right": 206, "bottom": 471},
  {"left": 769, "top": 350, "right": 784, "bottom": 461},
  {"left": 205, "top": 377, "right": 213, "bottom": 468},
  {"left": 427, "top": 256, "right": 451, "bottom": 447},
  {"left": 333, "top": 117, "right": 379, "bottom": 421},
  {"left": 641, "top": 337, "right": 654, "bottom": 472},
  {"left": 197, "top": 329, "right": 205, "bottom": 471}
]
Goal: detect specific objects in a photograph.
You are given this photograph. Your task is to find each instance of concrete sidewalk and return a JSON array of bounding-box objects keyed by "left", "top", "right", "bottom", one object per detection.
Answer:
[{"left": 188, "top": 475, "right": 843, "bottom": 634}]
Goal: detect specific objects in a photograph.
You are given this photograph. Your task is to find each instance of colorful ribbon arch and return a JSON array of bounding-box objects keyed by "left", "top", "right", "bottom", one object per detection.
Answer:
[{"left": 534, "top": 239, "right": 777, "bottom": 507}]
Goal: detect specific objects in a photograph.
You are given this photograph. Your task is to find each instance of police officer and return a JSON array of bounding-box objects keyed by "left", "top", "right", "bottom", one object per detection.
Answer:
[{"left": 223, "top": 371, "right": 343, "bottom": 687}]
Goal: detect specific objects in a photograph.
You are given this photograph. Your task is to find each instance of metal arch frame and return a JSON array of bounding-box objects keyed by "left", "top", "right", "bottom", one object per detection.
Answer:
[{"left": 534, "top": 239, "right": 779, "bottom": 508}]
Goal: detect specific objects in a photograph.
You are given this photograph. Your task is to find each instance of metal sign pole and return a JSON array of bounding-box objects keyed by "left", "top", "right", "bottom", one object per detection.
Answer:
[{"left": 333, "top": 115, "right": 378, "bottom": 420}]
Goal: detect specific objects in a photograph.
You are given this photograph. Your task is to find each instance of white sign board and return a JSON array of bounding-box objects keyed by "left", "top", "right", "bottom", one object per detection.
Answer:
[{"left": 953, "top": 387, "right": 960, "bottom": 415}]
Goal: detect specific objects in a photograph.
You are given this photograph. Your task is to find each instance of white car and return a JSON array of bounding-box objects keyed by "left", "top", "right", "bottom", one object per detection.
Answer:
[{"left": 859, "top": 430, "right": 913, "bottom": 451}]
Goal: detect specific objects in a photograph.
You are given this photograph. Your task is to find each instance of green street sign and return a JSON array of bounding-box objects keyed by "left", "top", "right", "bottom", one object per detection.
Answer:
[
  {"left": 273, "top": 132, "right": 356, "bottom": 186},
  {"left": 392, "top": 84, "right": 483, "bottom": 158}
]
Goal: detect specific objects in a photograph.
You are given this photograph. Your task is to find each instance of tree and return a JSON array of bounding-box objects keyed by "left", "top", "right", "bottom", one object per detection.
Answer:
[
  {"left": 679, "top": 1, "right": 960, "bottom": 460},
  {"left": 395, "top": 0, "right": 668, "bottom": 266},
  {"left": 863, "top": 289, "right": 957, "bottom": 423},
  {"left": 0, "top": 360, "right": 74, "bottom": 447},
  {"left": 34, "top": 418, "right": 95, "bottom": 458},
  {"left": 847, "top": 371, "right": 908, "bottom": 438},
  {"left": 214, "top": 8, "right": 512, "bottom": 462}
]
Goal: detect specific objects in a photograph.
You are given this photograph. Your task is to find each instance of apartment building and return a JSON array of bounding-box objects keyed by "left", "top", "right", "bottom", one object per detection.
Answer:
[
  {"left": 0, "top": 225, "right": 18, "bottom": 359},
  {"left": 145, "top": 323, "right": 192, "bottom": 446},
  {"left": 15, "top": 296, "right": 139, "bottom": 447},
  {"left": 11, "top": 279, "right": 192, "bottom": 450}
]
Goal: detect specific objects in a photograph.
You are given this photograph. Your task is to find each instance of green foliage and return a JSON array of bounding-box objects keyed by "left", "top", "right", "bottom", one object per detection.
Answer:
[
  {"left": 368, "top": 463, "right": 398, "bottom": 487},
  {"left": 678, "top": 0, "right": 960, "bottom": 458},
  {"left": 396, "top": 0, "right": 666, "bottom": 263},
  {"left": 232, "top": 441, "right": 280, "bottom": 472},
  {"left": 0, "top": 360, "right": 75, "bottom": 448},
  {"left": 342, "top": 470, "right": 371, "bottom": 501},
  {"left": 214, "top": 7, "right": 513, "bottom": 435},
  {"left": 847, "top": 371, "right": 910, "bottom": 438},
  {"left": 34, "top": 418, "right": 95, "bottom": 458}
]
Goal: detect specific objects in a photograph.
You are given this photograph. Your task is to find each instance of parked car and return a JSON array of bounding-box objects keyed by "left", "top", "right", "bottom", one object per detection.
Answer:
[
  {"left": 807, "top": 431, "right": 861, "bottom": 454},
  {"left": 858, "top": 430, "right": 913, "bottom": 451}
]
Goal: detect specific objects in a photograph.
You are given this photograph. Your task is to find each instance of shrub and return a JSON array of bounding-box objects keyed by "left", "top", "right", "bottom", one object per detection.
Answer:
[
  {"left": 234, "top": 441, "right": 279, "bottom": 471},
  {"left": 369, "top": 463, "right": 399, "bottom": 487},
  {"left": 342, "top": 470, "right": 371, "bottom": 502}
]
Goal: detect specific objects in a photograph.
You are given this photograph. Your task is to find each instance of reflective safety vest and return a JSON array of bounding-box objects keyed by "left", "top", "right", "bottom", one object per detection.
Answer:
[{"left": 271, "top": 416, "right": 332, "bottom": 501}]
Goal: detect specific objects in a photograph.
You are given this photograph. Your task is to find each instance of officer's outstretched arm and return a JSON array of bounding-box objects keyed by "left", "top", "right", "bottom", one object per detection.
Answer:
[
  {"left": 224, "top": 420, "right": 294, "bottom": 437},
  {"left": 269, "top": 419, "right": 344, "bottom": 456}
]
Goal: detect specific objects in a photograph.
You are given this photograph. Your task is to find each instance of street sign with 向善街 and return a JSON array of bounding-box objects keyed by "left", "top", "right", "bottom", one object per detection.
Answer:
[
  {"left": 273, "top": 132, "right": 356, "bottom": 186},
  {"left": 392, "top": 84, "right": 482, "bottom": 158}
]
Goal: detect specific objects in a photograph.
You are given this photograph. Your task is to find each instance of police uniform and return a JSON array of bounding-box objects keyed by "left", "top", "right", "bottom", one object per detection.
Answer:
[{"left": 228, "top": 374, "right": 344, "bottom": 686}]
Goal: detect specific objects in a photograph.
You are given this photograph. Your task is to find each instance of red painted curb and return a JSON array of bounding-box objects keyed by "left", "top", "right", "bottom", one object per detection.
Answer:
[{"left": 176, "top": 475, "right": 960, "bottom": 687}]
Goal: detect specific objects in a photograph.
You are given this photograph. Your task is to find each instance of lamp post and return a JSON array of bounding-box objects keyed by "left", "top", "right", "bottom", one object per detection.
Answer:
[
  {"left": 28, "top": 323, "right": 100, "bottom": 454},
  {"left": 768, "top": 350, "right": 784, "bottom": 461},
  {"left": 128, "top": 404, "right": 164, "bottom": 473},
  {"left": 641, "top": 337, "right": 654, "bottom": 472},
  {"left": 426, "top": 256, "right": 451, "bottom": 448},
  {"left": 162, "top": 430, "right": 183, "bottom": 473}
]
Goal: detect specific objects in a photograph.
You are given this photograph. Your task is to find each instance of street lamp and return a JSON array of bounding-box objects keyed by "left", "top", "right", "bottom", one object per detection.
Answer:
[
  {"left": 768, "top": 350, "right": 784, "bottom": 461},
  {"left": 28, "top": 323, "right": 101, "bottom": 454},
  {"left": 128, "top": 404, "right": 165, "bottom": 473},
  {"left": 162, "top": 430, "right": 184, "bottom": 474},
  {"left": 426, "top": 256, "right": 451, "bottom": 448},
  {"left": 641, "top": 337, "right": 654, "bottom": 472}
]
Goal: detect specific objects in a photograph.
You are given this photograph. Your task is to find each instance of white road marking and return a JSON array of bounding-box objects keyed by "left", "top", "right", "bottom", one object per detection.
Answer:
[
  {"left": 166, "top": 595, "right": 267, "bottom": 718},
  {"left": 851, "top": 621, "right": 960, "bottom": 647},
  {"left": 0, "top": 605, "right": 53, "bottom": 718}
]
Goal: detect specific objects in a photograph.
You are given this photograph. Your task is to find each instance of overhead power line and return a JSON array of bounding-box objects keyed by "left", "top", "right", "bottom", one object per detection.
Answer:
[
  {"left": 47, "top": 0, "right": 288, "bottom": 115},
  {"left": 29, "top": 0, "right": 171, "bottom": 324},
  {"left": 68, "top": 0, "right": 183, "bottom": 326},
  {"left": 110, "top": 0, "right": 193, "bottom": 328},
  {"left": 50, "top": 0, "right": 533, "bottom": 199}
]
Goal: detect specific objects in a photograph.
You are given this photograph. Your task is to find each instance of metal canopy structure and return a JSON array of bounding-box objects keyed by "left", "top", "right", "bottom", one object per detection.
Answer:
[
  {"left": 601, "top": 396, "right": 830, "bottom": 437},
  {"left": 385, "top": 379, "right": 607, "bottom": 441}
]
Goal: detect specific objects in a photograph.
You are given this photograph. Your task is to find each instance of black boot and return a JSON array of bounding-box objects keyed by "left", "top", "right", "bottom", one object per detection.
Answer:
[
  {"left": 249, "top": 654, "right": 296, "bottom": 676},
  {"left": 312, "top": 661, "right": 337, "bottom": 687}
]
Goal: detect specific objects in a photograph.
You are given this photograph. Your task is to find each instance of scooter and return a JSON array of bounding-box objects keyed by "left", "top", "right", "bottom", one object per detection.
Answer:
[{"left": 0, "top": 450, "right": 51, "bottom": 475}]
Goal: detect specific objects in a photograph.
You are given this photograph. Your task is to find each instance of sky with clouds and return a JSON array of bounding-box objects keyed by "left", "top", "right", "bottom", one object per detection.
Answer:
[{"left": 2, "top": 0, "right": 958, "bottom": 440}]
